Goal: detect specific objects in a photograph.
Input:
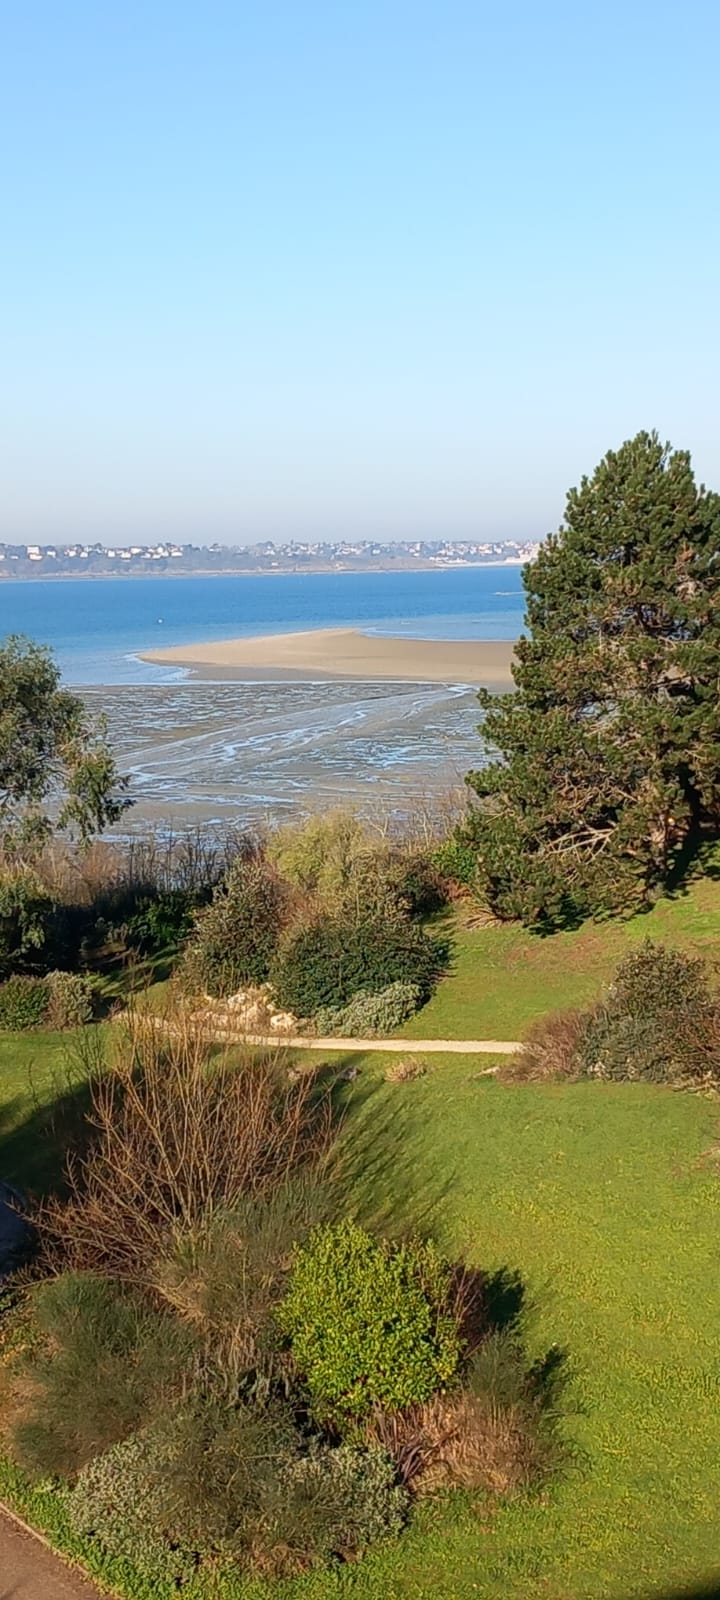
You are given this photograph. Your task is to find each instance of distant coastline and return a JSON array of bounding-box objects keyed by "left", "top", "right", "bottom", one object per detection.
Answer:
[
  {"left": 0, "top": 558, "right": 530, "bottom": 584},
  {"left": 0, "top": 537, "right": 539, "bottom": 583}
]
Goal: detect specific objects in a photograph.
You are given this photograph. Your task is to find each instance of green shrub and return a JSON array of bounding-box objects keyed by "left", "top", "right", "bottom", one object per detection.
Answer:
[
  {"left": 385, "top": 850, "right": 448, "bottom": 918},
  {"left": 45, "top": 970, "right": 96, "bottom": 1028},
  {"left": 125, "top": 888, "right": 199, "bottom": 955},
  {"left": 263, "top": 1442, "right": 407, "bottom": 1566},
  {"left": 179, "top": 852, "right": 291, "bottom": 997},
  {"left": 277, "top": 1219, "right": 461, "bottom": 1423},
  {"left": 68, "top": 1426, "right": 200, "bottom": 1588},
  {"left": 11, "top": 1273, "right": 192, "bottom": 1479},
  {"left": 0, "top": 866, "right": 56, "bottom": 978},
  {"left": 580, "top": 941, "right": 720, "bottom": 1084},
  {"left": 153, "top": 1179, "right": 328, "bottom": 1383},
  {"left": 141, "top": 1396, "right": 302, "bottom": 1554},
  {"left": 69, "top": 1412, "right": 406, "bottom": 1581},
  {"left": 511, "top": 941, "right": 720, "bottom": 1086},
  {"left": 609, "top": 940, "right": 709, "bottom": 1017},
  {"left": 270, "top": 911, "right": 446, "bottom": 1019},
  {"left": 432, "top": 834, "right": 478, "bottom": 889},
  {"left": 314, "top": 981, "right": 422, "bottom": 1037},
  {"left": 0, "top": 973, "right": 49, "bottom": 1030},
  {"left": 266, "top": 810, "right": 369, "bottom": 899}
]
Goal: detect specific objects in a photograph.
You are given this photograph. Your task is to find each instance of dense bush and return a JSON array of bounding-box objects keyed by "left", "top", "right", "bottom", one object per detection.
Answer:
[
  {"left": 277, "top": 1219, "right": 461, "bottom": 1423},
  {"left": 68, "top": 1410, "right": 406, "bottom": 1580},
  {"left": 384, "top": 849, "right": 448, "bottom": 918},
  {"left": 45, "top": 970, "right": 96, "bottom": 1028},
  {"left": 266, "top": 810, "right": 368, "bottom": 900},
  {"left": 313, "top": 981, "right": 423, "bottom": 1037},
  {"left": 0, "top": 974, "right": 49, "bottom": 1030},
  {"left": 153, "top": 1180, "right": 328, "bottom": 1384},
  {"left": 11, "top": 1274, "right": 191, "bottom": 1479},
  {"left": 142, "top": 1396, "right": 302, "bottom": 1555},
  {"left": 432, "top": 833, "right": 478, "bottom": 891},
  {"left": 179, "top": 852, "right": 291, "bottom": 997},
  {"left": 509, "top": 940, "right": 720, "bottom": 1086},
  {"left": 68, "top": 1425, "right": 200, "bottom": 1588},
  {"left": 125, "top": 888, "right": 199, "bottom": 955},
  {"left": 609, "top": 940, "right": 709, "bottom": 1018},
  {"left": 270, "top": 910, "right": 446, "bottom": 1019},
  {"left": 268, "top": 1443, "right": 408, "bottom": 1564},
  {"left": 0, "top": 865, "right": 56, "bottom": 977},
  {"left": 0, "top": 971, "right": 95, "bottom": 1031}
]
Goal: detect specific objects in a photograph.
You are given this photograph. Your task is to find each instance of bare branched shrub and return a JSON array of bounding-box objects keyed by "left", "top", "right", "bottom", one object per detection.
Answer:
[
  {"left": 41, "top": 1008, "right": 332, "bottom": 1285},
  {"left": 501, "top": 1009, "right": 590, "bottom": 1083}
]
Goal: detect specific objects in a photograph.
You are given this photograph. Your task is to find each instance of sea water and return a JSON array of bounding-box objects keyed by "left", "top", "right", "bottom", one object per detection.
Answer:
[{"left": 0, "top": 568, "right": 525, "bottom": 824}]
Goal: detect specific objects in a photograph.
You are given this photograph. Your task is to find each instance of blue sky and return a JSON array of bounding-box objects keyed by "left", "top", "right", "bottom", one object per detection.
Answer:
[{"left": 2, "top": 0, "right": 719, "bottom": 544}]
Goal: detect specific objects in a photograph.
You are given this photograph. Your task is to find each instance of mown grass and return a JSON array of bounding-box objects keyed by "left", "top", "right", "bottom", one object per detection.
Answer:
[
  {"left": 2, "top": 879, "right": 720, "bottom": 1598},
  {"left": 404, "top": 856, "right": 720, "bottom": 1040}
]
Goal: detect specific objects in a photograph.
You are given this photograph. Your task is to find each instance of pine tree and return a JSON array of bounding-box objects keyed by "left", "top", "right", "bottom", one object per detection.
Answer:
[{"left": 463, "top": 431, "right": 720, "bottom": 927}]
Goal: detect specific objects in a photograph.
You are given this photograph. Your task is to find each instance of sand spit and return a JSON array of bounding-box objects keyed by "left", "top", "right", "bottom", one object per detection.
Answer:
[{"left": 141, "top": 627, "right": 516, "bottom": 686}]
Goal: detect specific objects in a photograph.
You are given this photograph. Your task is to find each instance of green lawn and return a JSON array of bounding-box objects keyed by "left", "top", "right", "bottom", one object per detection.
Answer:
[
  {"left": 403, "top": 860, "right": 720, "bottom": 1040},
  {"left": 2, "top": 884, "right": 720, "bottom": 1598}
]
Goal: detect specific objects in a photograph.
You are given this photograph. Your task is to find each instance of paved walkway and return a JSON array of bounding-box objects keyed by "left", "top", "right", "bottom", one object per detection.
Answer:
[
  {"left": 235, "top": 1032, "right": 518, "bottom": 1055},
  {"left": 0, "top": 1507, "right": 103, "bottom": 1599}
]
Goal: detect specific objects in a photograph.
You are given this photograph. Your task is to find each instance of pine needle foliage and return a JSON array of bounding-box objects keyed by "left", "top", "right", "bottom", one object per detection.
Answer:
[{"left": 463, "top": 432, "right": 720, "bottom": 926}]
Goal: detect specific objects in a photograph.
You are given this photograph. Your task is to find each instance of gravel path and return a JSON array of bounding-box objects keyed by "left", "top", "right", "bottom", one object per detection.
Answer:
[
  {"left": 233, "top": 1033, "right": 518, "bottom": 1054},
  {"left": 0, "top": 1507, "right": 104, "bottom": 1599}
]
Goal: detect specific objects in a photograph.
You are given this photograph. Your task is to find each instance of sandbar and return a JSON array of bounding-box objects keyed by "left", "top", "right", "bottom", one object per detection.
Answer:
[{"left": 140, "top": 627, "right": 516, "bottom": 686}]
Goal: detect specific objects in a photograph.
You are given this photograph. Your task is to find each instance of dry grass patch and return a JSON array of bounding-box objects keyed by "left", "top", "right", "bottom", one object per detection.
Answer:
[{"left": 384, "top": 1057, "right": 430, "bottom": 1083}]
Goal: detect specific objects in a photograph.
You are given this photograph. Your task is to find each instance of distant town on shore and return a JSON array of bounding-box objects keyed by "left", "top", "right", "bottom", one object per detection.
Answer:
[{"left": 0, "top": 537, "right": 540, "bottom": 579}]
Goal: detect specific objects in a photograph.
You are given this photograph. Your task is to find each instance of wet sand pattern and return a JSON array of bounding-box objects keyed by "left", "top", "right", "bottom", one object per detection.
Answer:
[{"left": 85, "top": 679, "right": 486, "bottom": 827}]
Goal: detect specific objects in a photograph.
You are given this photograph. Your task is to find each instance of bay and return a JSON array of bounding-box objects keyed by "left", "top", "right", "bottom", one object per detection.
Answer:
[{"left": 0, "top": 568, "right": 525, "bottom": 825}]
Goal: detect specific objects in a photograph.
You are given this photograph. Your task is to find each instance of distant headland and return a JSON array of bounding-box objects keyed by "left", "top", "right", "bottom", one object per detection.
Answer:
[{"left": 0, "top": 537, "right": 539, "bottom": 581}]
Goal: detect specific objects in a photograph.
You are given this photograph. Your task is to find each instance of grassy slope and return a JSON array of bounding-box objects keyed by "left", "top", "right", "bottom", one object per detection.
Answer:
[
  {"left": 404, "top": 862, "right": 720, "bottom": 1039},
  {"left": 2, "top": 877, "right": 720, "bottom": 1597},
  {"left": 309, "top": 1062, "right": 720, "bottom": 1600}
]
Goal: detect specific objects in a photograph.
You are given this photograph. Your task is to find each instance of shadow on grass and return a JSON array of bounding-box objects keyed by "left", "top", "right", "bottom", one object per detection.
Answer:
[
  {"left": 0, "top": 1073, "right": 94, "bottom": 1200},
  {"left": 637, "top": 1584, "right": 720, "bottom": 1600}
]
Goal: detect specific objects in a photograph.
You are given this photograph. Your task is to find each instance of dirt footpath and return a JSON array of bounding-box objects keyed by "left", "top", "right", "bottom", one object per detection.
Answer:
[{"left": 0, "top": 1509, "right": 104, "bottom": 1600}]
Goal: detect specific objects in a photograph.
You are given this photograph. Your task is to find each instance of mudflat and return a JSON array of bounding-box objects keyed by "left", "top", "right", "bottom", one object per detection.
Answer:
[{"left": 141, "top": 627, "right": 516, "bottom": 686}]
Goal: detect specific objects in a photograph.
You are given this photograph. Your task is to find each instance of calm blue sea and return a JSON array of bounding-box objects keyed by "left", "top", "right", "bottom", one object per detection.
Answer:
[{"left": 0, "top": 567, "right": 525, "bottom": 685}]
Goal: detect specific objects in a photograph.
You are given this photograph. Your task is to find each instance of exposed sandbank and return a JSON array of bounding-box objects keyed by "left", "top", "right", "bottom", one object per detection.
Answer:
[{"left": 140, "top": 627, "right": 516, "bottom": 686}]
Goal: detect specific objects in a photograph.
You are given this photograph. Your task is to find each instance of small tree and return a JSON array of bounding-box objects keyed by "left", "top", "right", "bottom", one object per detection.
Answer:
[
  {"left": 0, "top": 635, "right": 129, "bottom": 859},
  {"left": 462, "top": 432, "right": 720, "bottom": 926}
]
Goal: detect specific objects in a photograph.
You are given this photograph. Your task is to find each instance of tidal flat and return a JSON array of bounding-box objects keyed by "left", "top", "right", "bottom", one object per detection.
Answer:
[{"left": 85, "top": 678, "right": 485, "bottom": 829}]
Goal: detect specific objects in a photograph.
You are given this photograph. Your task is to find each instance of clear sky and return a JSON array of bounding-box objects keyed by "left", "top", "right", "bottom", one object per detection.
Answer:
[{"left": 2, "top": 0, "right": 719, "bottom": 545}]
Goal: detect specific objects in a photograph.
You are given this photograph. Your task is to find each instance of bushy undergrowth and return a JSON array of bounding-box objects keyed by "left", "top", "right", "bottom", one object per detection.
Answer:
[
  {"left": 277, "top": 1219, "right": 461, "bottom": 1423},
  {"left": 509, "top": 940, "right": 720, "bottom": 1086},
  {"left": 45, "top": 970, "right": 96, "bottom": 1028},
  {"left": 266, "top": 811, "right": 448, "bottom": 919},
  {"left": 0, "top": 973, "right": 49, "bottom": 1030},
  {"left": 153, "top": 1179, "right": 328, "bottom": 1385},
  {"left": 124, "top": 888, "right": 199, "bottom": 956},
  {"left": 68, "top": 1425, "right": 200, "bottom": 1588},
  {"left": 0, "top": 865, "right": 56, "bottom": 977},
  {"left": 179, "top": 851, "right": 292, "bottom": 997},
  {"left": 272, "top": 1442, "right": 408, "bottom": 1563},
  {"left": 271, "top": 910, "right": 446, "bottom": 1019},
  {"left": 0, "top": 970, "right": 95, "bottom": 1031},
  {"left": 313, "top": 980, "right": 422, "bottom": 1036},
  {"left": 10, "top": 1274, "right": 191, "bottom": 1479},
  {"left": 68, "top": 1406, "right": 407, "bottom": 1581}
]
